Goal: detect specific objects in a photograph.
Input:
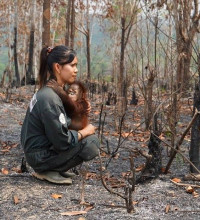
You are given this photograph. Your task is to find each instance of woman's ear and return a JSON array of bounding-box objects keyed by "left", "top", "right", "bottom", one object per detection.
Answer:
[{"left": 53, "top": 63, "right": 61, "bottom": 74}]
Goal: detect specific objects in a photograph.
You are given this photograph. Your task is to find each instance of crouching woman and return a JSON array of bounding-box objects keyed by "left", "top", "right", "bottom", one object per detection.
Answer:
[{"left": 21, "top": 45, "right": 99, "bottom": 184}]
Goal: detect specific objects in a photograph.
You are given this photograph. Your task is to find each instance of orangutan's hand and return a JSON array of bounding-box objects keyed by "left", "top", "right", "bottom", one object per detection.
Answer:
[
  {"left": 46, "top": 79, "right": 66, "bottom": 96},
  {"left": 86, "top": 100, "right": 91, "bottom": 114}
]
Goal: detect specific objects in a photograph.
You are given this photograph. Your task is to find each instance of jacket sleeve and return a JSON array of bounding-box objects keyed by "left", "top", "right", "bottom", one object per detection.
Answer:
[{"left": 40, "top": 103, "right": 78, "bottom": 153}]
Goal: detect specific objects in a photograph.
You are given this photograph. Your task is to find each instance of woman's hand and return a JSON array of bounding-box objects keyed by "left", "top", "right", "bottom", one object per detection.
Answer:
[
  {"left": 83, "top": 124, "right": 96, "bottom": 135},
  {"left": 78, "top": 124, "right": 96, "bottom": 140}
]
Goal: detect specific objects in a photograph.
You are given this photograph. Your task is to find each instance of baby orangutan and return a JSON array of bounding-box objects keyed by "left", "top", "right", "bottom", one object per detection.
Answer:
[
  {"left": 66, "top": 82, "right": 89, "bottom": 130},
  {"left": 47, "top": 79, "right": 89, "bottom": 130}
]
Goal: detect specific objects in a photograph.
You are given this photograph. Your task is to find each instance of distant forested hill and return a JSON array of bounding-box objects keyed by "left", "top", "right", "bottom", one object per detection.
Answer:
[{"left": 0, "top": 17, "right": 112, "bottom": 80}]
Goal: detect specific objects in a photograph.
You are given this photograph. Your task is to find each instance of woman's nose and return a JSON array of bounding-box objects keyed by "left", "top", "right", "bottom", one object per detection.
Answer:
[{"left": 74, "top": 66, "right": 78, "bottom": 73}]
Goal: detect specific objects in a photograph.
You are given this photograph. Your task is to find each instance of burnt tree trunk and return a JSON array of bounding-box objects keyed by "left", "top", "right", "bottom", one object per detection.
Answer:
[
  {"left": 70, "top": 0, "right": 75, "bottom": 49},
  {"left": 172, "top": 0, "right": 200, "bottom": 91},
  {"left": 106, "top": 92, "right": 112, "bottom": 105},
  {"left": 65, "top": 0, "right": 75, "bottom": 48},
  {"left": 86, "top": 33, "right": 91, "bottom": 80},
  {"left": 130, "top": 88, "right": 138, "bottom": 105},
  {"left": 86, "top": 0, "right": 91, "bottom": 80},
  {"left": 42, "top": 0, "right": 50, "bottom": 46},
  {"left": 14, "top": 28, "right": 20, "bottom": 87},
  {"left": 26, "top": 29, "right": 34, "bottom": 84},
  {"left": 137, "top": 114, "right": 162, "bottom": 183},
  {"left": 65, "top": 0, "right": 71, "bottom": 46},
  {"left": 117, "top": 13, "right": 126, "bottom": 116},
  {"left": 146, "top": 131, "right": 162, "bottom": 176},
  {"left": 26, "top": 0, "right": 36, "bottom": 84},
  {"left": 13, "top": 0, "right": 20, "bottom": 87},
  {"left": 190, "top": 55, "right": 200, "bottom": 173},
  {"left": 144, "top": 67, "right": 155, "bottom": 130},
  {"left": 0, "top": 68, "right": 7, "bottom": 87}
]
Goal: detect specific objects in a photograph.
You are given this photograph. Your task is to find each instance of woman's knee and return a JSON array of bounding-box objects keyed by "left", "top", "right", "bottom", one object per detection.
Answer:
[{"left": 79, "top": 135, "right": 100, "bottom": 161}]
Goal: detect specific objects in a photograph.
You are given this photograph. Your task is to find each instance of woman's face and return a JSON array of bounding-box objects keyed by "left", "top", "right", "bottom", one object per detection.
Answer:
[{"left": 56, "top": 56, "right": 78, "bottom": 86}]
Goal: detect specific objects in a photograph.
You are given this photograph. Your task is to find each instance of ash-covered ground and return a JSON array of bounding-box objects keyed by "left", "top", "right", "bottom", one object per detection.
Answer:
[{"left": 0, "top": 86, "right": 200, "bottom": 220}]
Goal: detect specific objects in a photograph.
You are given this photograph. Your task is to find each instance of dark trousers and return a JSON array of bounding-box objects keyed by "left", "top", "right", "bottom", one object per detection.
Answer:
[
  {"left": 53, "top": 134, "right": 100, "bottom": 172},
  {"left": 26, "top": 134, "right": 100, "bottom": 173}
]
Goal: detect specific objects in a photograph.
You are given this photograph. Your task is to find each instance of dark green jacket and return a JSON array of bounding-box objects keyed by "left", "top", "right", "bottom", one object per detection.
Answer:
[{"left": 21, "top": 86, "right": 79, "bottom": 172}]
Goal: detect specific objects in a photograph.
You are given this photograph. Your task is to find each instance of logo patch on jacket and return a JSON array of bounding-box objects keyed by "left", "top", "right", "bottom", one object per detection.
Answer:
[
  {"left": 30, "top": 93, "right": 37, "bottom": 112},
  {"left": 59, "top": 113, "right": 66, "bottom": 124}
]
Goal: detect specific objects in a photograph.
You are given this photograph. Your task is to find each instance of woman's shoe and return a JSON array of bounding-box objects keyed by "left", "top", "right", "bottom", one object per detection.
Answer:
[
  {"left": 32, "top": 171, "right": 72, "bottom": 185},
  {"left": 59, "top": 171, "right": 76, "bottom": 178}
]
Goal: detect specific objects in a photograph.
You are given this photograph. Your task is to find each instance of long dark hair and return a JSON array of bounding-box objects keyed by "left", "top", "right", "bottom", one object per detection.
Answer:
[{"left": 38, "top": 45, "right": 76, "bottom": 89}]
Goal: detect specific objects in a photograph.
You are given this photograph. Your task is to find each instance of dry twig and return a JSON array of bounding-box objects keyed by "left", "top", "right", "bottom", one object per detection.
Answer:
[
  {"left": 170, "top": 179, "right": 200, "bottom": 188},
  {"left": 98, "top": 151, "right": 135, "bottom": 213}
]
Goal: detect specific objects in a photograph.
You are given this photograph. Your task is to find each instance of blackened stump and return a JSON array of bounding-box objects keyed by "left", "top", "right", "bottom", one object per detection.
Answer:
[
  {"left": 190, "top": 56, "right": 200, "bottom": 173},
  {"left": 130, "top": 89, "right": 138, "bottom": 105},
  {"left": 137, "top": 114, "right": 162, "bottom": 183}
]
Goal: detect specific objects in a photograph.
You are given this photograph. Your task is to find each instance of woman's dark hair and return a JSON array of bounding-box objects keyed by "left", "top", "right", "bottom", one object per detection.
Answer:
[{"left": 38, "top": 45, "right": 76, "bottom": 89}]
